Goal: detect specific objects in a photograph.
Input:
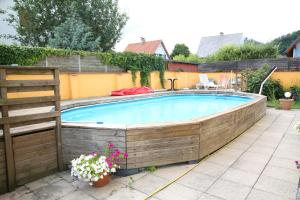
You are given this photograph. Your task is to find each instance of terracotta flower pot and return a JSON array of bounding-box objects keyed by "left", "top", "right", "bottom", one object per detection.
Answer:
[
  {"left": 92, "top": 174, "right": 111, "bottom": 187},
  {"left": 279, "top": 99, "right": 294, "bottom": 110}
]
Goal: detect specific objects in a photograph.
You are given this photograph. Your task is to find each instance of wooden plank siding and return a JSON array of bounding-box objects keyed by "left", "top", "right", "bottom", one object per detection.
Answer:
[
  {"left": 61, "top": 127, "right": 126, "bottom": 168},
  {"left": 126, "top": 124, "right": 200, "bottom": 169},
  {"left": 61, "top": 93, "right": 266, "bottom": 170},
  {"left": 0, "top": 66, "right": 62, "bottom": 194},
  {"left": 13, "top": 130, "right": 57, "bottom": 185},
  {"left": 199, "top": 98, "right": 266, "bottom": 159}
]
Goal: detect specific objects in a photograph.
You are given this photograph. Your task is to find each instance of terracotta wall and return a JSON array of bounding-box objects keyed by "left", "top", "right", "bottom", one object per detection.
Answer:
[{"left": 168, "top": 62, "right": 198, "bottom": 72}]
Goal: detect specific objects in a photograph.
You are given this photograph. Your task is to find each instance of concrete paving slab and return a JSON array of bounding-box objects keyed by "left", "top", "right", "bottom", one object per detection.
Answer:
[
  {"left": 246, "top": 189, "right": 293, "bottom": 200},
  {"left": 220, "top": 168, "right": 260, "bottom": 187},
  {"left": 254, "top": 175, "right": 297, "bottom": 199},
  {"left": 154, "top": 183, "right": 202, "bottom": 200},
  {"left": 193, "top": 161, "right": 228, "bottom": 178},
  {"left": 130, "top": 174, "right": 168, "bottom": 195},
  {"left": 207, "top": 179, "right": 251, "bottom": 200},
  {"left": 177, "top": 171, "right": 217, "bottom": 192}
]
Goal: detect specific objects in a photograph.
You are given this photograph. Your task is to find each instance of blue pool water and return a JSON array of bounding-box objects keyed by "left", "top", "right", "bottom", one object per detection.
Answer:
[{"left": 62, "top": 94, "right": 253, "bottom": 125}]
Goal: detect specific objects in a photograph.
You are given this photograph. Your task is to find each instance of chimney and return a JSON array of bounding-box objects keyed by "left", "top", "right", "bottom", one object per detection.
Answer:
[
  {"left": 220, "top": 32, "right": 224, "bottom": 36},
  {"left": 140, "top": 37, "right": 146, "bottom": 43}
]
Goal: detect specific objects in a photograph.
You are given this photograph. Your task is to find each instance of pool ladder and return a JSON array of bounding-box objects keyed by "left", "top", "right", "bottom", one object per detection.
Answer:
[{"left": 259, "top": 65, "right": 277, "bottom": 95}]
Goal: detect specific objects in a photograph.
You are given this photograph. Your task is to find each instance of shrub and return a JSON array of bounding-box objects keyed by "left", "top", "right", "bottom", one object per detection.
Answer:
[
  {"left": 173, "top": 43, "right": 278, "bottom": 64},
  {"left": 290, "top": 85, "right": 300, "bottom": 100},
  {"left": 242, "top": 64, "right": 284, "bottom": 99},
  {"left": 173, "top": 54, "right": 205, "bottom": 63},
  {"left": 208, "top": 43, "right": 278, "bottom": 62}
]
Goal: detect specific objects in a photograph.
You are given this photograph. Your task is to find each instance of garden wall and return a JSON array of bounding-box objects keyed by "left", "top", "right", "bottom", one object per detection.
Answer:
[{"left": 6, "top": 71, "right": 200, "bottom": 100}]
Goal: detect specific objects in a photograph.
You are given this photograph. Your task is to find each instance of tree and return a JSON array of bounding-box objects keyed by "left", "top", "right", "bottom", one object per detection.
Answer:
[
  {"left": 244, "top": 38, "right": 262, "bottom": 45},
  {"left": 170, "top": 43, "right": 190, "bottom": 58},
  {"left": 6, "top": 0, "right": 128, "bottom": 51},
  {"left": 271, "top": 30, "right": 300, "bottom": 55},
  {"left": 49, "top": 12, "right": 101, "bottom": 51}
]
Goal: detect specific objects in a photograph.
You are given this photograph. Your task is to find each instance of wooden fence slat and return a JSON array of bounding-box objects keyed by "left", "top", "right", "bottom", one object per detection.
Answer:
[
  {"left": 10, "top": 118, "right": 56, "bottom": 128},
  {"left": 6, "top": 69, "right": 54, "bottom": 75},
  {"left": 8, "top": 86, "right": 54, "bottom": 93},
  {"left": 0, "top": 66, "right": 58, "bottom": 70},
  {"left": 0, "top": 96, "right": 58, "bottom": 106},
  {"left": 0, "top": 112, "right": 59, "bottom": 125},
  {"left": 8, "top": 102, "right": 54, "bottom": 111},
  {"left": 0, "top": 80, "right": 58, "bottom": 87}
]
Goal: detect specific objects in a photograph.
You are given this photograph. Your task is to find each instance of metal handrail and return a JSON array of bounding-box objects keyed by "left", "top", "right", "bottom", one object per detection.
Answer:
[{"left": 259, "top": 65, "right": 277, "bottom": 95}]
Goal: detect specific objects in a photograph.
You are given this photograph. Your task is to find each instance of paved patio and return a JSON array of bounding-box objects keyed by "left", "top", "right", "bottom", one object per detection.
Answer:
[{"left": 1, "top": 108, "right": 300, "bottom": 200}]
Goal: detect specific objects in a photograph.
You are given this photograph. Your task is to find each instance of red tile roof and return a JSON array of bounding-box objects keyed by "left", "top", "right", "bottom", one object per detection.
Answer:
[{"left": 124, "top": 40, "right": 169, "bottom": 58}]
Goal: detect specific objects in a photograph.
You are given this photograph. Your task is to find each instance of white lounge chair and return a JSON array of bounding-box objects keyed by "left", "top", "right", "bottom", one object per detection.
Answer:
[{"left": 196, "top": 74, "right": 218, "bottom": 89}]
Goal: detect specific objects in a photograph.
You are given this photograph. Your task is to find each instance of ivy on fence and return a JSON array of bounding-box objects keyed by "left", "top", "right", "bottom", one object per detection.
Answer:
[{"left": 0, "top": 44, "right": 165, "bottom": 87}]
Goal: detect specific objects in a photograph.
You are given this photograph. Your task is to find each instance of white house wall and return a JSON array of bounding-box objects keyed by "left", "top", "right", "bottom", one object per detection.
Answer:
[
  {"left": 155, "top": 43, "right": 168, "bottom": 59},
  {"left": 294, "top": 42, "right": 300, "bottom": 58}
]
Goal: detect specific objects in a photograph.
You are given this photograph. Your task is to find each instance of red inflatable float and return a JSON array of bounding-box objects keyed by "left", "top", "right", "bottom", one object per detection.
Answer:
[{"left": 111, "top": 87, "right": 154, "bottom": 96}]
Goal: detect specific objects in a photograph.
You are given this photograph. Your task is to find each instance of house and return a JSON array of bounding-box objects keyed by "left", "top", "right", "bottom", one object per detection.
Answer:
[
  {"left": 285, "top": 36, "right": 300, "bottom": 58},
  {"left": 197, "top": 32, "right": 244, "bottom": 57},
  {"left": 124, "top": 38, "right": 170, "bottom": 60}
]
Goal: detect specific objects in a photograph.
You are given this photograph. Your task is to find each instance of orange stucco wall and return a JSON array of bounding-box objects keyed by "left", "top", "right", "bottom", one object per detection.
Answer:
[{"left": 5, "top": 71, "right": 300, "bottom": 100}]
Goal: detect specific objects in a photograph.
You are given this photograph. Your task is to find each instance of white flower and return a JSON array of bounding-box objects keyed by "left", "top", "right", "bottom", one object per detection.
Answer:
[{"left": 111, "top": 168, "right": 116, "bottom": 173}]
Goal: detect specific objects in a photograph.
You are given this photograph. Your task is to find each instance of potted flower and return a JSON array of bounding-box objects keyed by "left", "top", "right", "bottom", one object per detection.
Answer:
[
  {"left": 279, "top": 92, "right": 294, "bottom": 110},
  {"left": 71, "top": 142, "right": 128, "bottom": 187}
]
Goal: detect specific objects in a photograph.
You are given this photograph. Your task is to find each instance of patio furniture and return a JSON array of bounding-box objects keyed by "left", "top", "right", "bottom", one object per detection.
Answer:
[
  {"left": 196, "top": 74, "right": 218, "bottom": 89},
  {"left": 218, "top": 74, "right": 229, "bottom": 89},
  {"left": 167, "top": 78, "right": 178, "bottom": 91}
]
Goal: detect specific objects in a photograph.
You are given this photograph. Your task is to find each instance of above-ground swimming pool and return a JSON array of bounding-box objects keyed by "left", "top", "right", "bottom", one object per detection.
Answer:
[
  {"left": 62, "top": 94, "right": 253, "bottom": 125},
  {"left": 61, "top": 91, "right": 266, "bottom": 169}
]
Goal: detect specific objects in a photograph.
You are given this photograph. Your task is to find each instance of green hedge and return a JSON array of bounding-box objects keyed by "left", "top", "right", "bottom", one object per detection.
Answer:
[{"left": 0, "top": 44, "right": 165, "bottom": 87}]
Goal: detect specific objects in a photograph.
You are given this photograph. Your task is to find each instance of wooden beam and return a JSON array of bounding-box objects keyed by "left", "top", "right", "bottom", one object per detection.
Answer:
[
  {"left": 54, "top": 69, "right": 63, "bottom": 170},
  {"left": 0, "top": 69, "right": 16, "bottom": 191}
]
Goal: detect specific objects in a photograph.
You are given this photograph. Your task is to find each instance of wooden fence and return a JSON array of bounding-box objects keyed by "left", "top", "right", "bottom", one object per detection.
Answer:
[
  {"left": 0, "top": 66, "right": 62, "bottom": 193},
  {"left": 198, "top": 57, "right": 300, "bottom": 72},
  {"left": 34, "top": 55, "right": 125, "bottom": 72}
]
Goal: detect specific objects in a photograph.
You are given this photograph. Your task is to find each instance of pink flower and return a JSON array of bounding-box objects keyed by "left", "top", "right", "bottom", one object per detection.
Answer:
[
  {"left": 108, "top": 142, "right": 114, "bottom": 149},
  {"left": 124, "top": 153, "right": 128, "bottom": 158}
]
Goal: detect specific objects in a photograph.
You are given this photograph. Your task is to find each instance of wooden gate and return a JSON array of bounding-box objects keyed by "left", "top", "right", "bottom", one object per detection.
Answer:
[{"left": 0, "top": 66, "right": 62, "bottom": 193}]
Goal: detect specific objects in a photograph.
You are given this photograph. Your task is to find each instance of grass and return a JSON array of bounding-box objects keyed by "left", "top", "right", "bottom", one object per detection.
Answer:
[{"left": 267, "top": 99, "right": 300, "bottom": 109}]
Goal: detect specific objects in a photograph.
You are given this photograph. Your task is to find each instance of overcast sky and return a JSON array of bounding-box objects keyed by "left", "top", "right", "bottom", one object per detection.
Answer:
[
  {"left": 1, "top": 0, "right": 300, "bottom": 53},
  {"left": 116, "top": 0, "right": 300, "bottom": 53}
]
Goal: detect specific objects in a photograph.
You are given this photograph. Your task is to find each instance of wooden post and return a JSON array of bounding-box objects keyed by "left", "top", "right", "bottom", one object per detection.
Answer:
[
  {"left": 53, "top": 69, "right": 63, "bottom": 170},
  {"left": 0, "top": 69, "right": 15, "bottom": 191}
]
